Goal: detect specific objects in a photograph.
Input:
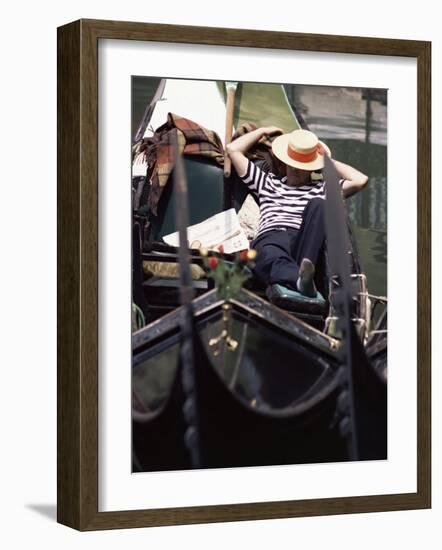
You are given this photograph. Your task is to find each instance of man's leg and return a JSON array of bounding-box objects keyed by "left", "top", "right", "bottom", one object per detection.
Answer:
[
  {"left": 291, "top": 198, "right": 326, "bottom": 267},
  {"left": 291, "top": 198, "right": 326, "bottom": 297},
  {"left": 252, "top": 229, "right": 300, "bottom": 289}
]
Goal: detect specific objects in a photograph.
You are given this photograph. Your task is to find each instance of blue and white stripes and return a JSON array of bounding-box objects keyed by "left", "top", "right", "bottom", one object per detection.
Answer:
[{"left": 240, "top": 160, "right": 339, "bottom": 237}]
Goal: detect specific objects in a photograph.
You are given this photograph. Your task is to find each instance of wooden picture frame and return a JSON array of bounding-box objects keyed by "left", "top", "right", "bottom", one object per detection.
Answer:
[{"left": 57, "top": 18, "right": 431, "bottom": 531}]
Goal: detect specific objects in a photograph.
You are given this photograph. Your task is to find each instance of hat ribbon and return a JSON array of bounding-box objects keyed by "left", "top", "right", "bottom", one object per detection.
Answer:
[{"left": 287, "top": 142, "right": 325, "bottom": 163}]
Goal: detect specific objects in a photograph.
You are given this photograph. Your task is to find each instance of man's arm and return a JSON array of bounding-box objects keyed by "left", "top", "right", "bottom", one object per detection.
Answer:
[
  {"left": 226, "top": 126, "right": 283, "bottom": 177},
  {"left": 332, "top": 159, "right": 369, "bottom": 198}
]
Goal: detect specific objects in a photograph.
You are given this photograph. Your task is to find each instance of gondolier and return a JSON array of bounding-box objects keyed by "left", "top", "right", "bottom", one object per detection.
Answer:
[{"left": 226, "top": 126, "right": 369, "bottom": 301}]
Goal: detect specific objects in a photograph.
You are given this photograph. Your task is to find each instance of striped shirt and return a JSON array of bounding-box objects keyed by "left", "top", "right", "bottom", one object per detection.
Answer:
[{"left": 240, "top": 159, "right": 341, "bottom": 237}]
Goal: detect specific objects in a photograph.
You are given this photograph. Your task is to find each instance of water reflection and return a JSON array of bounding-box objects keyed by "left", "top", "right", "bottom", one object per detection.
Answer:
[
  {"left": 285, "top": 85, "right": 388, "bottom": 297},
  {"left": 325, "top": 139, "right": 387, "bottom": 232}
]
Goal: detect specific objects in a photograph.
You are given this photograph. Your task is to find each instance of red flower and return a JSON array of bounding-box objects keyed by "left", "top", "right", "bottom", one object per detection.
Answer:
[
  {"left": 239, "top": 249, "right": 249, "bottom": 262},
  {"left": 208, "top": 257, "right": 219, "bottom": 269},
  {"left": 217, "top": 244, "right": 225, "bottom": 254}
]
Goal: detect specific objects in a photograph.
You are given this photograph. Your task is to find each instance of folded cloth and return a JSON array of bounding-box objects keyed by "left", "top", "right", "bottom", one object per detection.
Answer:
[
  {"left": 143, "top": 260, "right": 205, "bottom": 280},
  {"left": 132, "top": 113, "right": 281, "bottom": 216}
]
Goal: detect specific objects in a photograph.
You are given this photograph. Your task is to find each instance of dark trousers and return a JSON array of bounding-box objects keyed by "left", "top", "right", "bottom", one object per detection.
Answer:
[{"left": 251, "top": 198, "right": 326, "bottom": 290}]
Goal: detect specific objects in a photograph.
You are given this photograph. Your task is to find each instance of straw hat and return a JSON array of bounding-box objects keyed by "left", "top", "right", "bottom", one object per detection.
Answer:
[{"left": 272, "top": 129, "right": 331, "bottom": 171}]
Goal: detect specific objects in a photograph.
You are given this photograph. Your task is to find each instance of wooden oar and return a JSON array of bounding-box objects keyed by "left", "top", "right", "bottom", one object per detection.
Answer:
[
  {"left": 223, "top": 81, "right": 238, "bottom": 178},
  {"left": 172, "top": 132, "right": 202, "bottom": 469},
  {"left": 323, "top": 154, "right": 358, "bottom": 461}
]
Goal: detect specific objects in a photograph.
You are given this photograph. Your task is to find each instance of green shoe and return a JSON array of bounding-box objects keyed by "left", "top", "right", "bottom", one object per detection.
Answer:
[{"left": 266, "top": 283, "right": 326, "bottom": 314}]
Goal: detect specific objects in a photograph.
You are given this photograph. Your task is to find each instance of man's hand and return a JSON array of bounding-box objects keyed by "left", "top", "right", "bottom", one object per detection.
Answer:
[
  {"left": 226, "top": 126, "right": 284, "bottom": 177},
  {"left": 261, "top": 126, "right": 284, "bottom": 137}
]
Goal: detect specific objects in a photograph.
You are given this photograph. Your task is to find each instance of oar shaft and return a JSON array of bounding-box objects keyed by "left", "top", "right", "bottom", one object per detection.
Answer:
[
  {"left": 173, "top": 134, "right": 202, "bottom": 469},
  {"left": 224, "top": 87, "right": 236, "bottom": 177},
  {"left": 323, "top": 154, "right": 359, "bottom": 460}
]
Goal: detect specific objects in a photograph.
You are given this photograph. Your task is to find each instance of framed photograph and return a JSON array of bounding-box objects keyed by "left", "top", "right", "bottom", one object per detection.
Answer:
[{"left": 57, "top": 19, "right": 431, "bottom": 530}]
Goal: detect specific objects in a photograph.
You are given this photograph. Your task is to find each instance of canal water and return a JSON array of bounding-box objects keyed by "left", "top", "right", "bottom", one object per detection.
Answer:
[
  {"left": 286, "top": 84, "right": 387, "bottom": 298},
  {"left": 133, "top": 78, "right": 387, "bottom": 298}
]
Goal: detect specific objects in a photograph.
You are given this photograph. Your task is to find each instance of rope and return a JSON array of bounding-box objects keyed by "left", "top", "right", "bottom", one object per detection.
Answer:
[{"left": 132, "top": 303, "right": 146, "bottom": 330}]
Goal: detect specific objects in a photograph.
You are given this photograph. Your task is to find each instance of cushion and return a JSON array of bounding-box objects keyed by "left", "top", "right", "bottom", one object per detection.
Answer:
[
  {"left": 266, "top": 283, "right": 327, "bottom": 315},
  {"left": 143, "top": 261, "right": 205, "bottom": 280}
]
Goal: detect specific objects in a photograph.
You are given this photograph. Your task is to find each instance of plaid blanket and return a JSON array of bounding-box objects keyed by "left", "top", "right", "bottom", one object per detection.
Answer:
[{"left": 132, "top": 112, "right": 281, "bottom": 215}]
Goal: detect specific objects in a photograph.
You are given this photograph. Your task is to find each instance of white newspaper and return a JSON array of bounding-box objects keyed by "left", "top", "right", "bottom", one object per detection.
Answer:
[{"left": 163, "top": 208, "right": 250, "bottom": 254}]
